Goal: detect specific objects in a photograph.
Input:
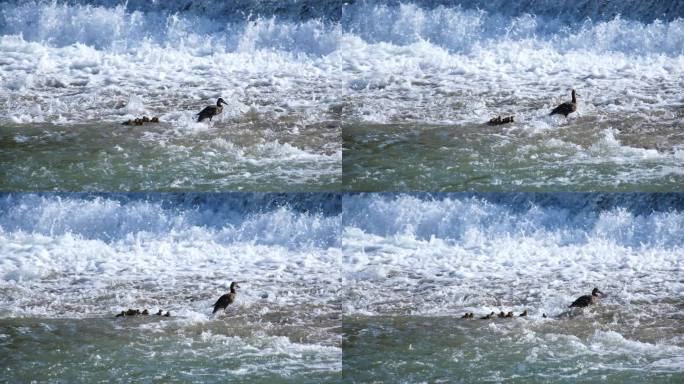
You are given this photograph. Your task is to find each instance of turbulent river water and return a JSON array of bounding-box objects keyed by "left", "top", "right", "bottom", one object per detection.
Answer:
[
  {"left": 341, "top": 0, "right": 684, "bottom": 191},
  {"left": 0, "top": 0, "right": 344, "bottom": 191},
  {"left": 343, "top": 193, "right": 684, "bottom": 383},
  {"left": 0, "top": 193, "right": 342, "bottom": 382},
  {"left": 1, "top": 1, "right": 682, "bottom": 383}
]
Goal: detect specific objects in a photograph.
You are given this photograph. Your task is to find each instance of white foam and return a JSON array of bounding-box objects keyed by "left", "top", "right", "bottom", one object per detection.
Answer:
[
  {"left": 343, "top": 194, "right": 684, "bottom": 316},
  {"left": 0, "top": 1, "right": 681, "bottom": 126},
  {"left": 0, "top": 194, "right": 341, "bottom": 318}
]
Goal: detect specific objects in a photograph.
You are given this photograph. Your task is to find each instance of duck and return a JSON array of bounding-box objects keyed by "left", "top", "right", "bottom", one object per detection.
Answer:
[
  {"left": 505, "top": 311, "right": 514, "bottom": 318},
  {"left": 164, "top": 311, "right": 171, "bottom": 317},
  {"left": 569, "top": 287, "right": 604, "bottom": 308},
  {"left": 550, "top": 89, "right": 578, "bottom": 117},
  {"left": 197, "top": 98, "right": 228, "bottom": 122},
  {"left": 498, "top": 311, "right": 506, "bottom": 318},
  {"left": 156, "top": 309, "right": 163, "bottom": 316},
  {"left": 518, "top": 310, "right": 528, "bottom": 317},
  {"left": 212, "top": 281, "right": 241, "bottom": 314}
]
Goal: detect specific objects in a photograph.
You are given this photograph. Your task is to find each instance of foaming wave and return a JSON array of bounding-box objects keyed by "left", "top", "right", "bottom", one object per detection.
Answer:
[
  {"left": 0, "top": 193, "right": 340, "bottom": 248},
  {"left": 0, "top": 1, "right": 341, "bottom": 54},
  {"left": 0, "top": 193, "right": 341, "bottom": 321},
  {"left": 343, "top": 193, "right": 684, "bottom": 316},
  {"left": 343, "top": 193, "right": 684, "bottom": 247},
  {"left": 341, "top": 2, "right": 684, "bottom": 55},
  {"left": 1, "top": 1, "right": 681, "bottom": 55}
]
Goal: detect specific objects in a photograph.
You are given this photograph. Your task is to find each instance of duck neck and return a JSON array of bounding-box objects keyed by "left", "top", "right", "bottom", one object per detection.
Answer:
[
  {"left": 571, "top": 91, "right": 576, "bottom": 103},
  {"left": 230, "top": 286, "right": 236, "bottom": 293}
]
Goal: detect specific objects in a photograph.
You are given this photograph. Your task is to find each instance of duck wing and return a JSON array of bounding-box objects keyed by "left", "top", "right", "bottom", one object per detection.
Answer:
[
  {"left": 212, "top": 293, "right": 231, "bottom": 313},
  {"left": 550, "top": 102, "right": 573, "bottom": 116},
  {"left": 212, "top": 292, "right": 237, "bottom": 313},
  {"left": 197, "top": 105, "right": 217, "bottom": 122},
  {"left": 569, "top": 294, "right": 591, "bottom": 308}
]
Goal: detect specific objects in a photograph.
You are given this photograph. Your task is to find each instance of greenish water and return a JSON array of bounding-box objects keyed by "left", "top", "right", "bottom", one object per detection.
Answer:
[
  {"left": 1, "top": 316, "right": 341, "bottom": 383},
  {"left": 343, "top": 316, "right": 683, "bottom": 383},
  {"left": 343, "top": 118, "right": 684, "bottom": 191},
  {"left": 0, "top": 121, "right": 340, "bottom": 191}
]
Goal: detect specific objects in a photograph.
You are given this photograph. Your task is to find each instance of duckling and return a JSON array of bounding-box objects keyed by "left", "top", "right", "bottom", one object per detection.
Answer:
[
  {"left": 505, "top": 311, "right": 514, "bottom": 318},
  {"left": 480, "top": 312, "right": 495, "bottom": 320},
  {"left": 115, "top": 310, "right": 125, "bottom": 317},
  {"left": 542, "top": 313, "right": 547, "bottom": 318},
  {"left": 488, "top": 116, "right": 502, "bottom": 125},
  {"left": 498, "top": 311, "right": 506, "bottom": 318},
  {"left": 142, "top": 309, "right": 149, "bottom": 315},
  {"left": 519, "top": 310, "right": 528, "bottom": 317},
  {"left": 487, "top": 115, "right": 515, "bottom": 126},
  {"left": 151, "top": 116, "right": 159, "bottom": 123},
  {"left": 164, "top": 311, "right": 171, "bottom": 317},
  {"left": 461, "top": 312, "right": 470, "bottom": 319},
  {"left": 142, "top": 116, "right": 150, "bottom": 123},
  {"left": 156, "top": 309, "right": 163, "bottom": 316}
]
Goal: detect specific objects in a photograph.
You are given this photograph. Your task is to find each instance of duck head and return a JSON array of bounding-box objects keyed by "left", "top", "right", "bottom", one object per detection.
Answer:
[
  {"left": 591, "top": 287, "right": 604, "bottom": 297},
  {"left": 230, "top": 281, "right": 241, "bottom": 291},
  {"left": 571, "top": 89, "right": 579, "bottom": 102},
  {"left": 217, "top": 97, "right": 227, "bottom": 106}
]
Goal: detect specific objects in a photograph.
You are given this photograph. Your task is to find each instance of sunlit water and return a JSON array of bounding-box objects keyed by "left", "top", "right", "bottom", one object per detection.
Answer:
[
  {"left": 340, "top": 0, "right": 684, "bottom": 191},
  {"left": 0, "top": 193, "right": 342, "bottom": 382},
  {"left": 343, "top": 193, "right": 684, "bottom": 382},
  {"left": 0, "top": 0, "right": 344, "bottom": 191}
]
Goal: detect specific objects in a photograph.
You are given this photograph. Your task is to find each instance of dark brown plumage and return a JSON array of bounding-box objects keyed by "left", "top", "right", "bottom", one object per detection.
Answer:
[
  {"left": 480, "top": 312, "right": 495, "bottom": 320},
  {"left": 569, "top": 287, "right": 603, "bottom": 308},
  {"left": 550, "top": 89, "right": 578, "bottom": 117},
  {"left": 197, "top": 98, "right": 228, "bottom": 122},
  {"left": 488, "top": 115, "right": 515, "bottom": 125},
  {"left": 212, "top": 281, "right": 240, "bottom": 314}
]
